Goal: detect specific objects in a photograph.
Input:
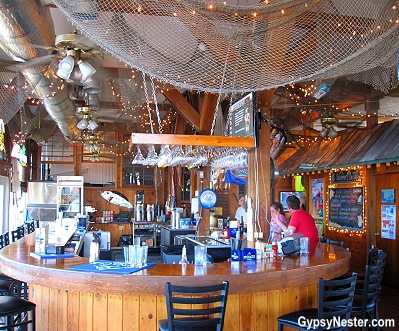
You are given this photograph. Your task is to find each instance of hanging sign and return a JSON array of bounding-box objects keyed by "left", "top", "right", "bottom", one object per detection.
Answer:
[
  {"left": 331, "top": 169, "right": 361, "bottom": 184},
  {"left": 198, "top": 188, "right": 218, "bottom": 209}
]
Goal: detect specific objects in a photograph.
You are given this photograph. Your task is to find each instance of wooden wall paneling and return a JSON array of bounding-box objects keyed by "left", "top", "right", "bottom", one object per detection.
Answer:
[
  {"left": 93, "top": 293, "right": 108, "bottom": 330},
  {"left": 67, "top": 290, "right": 80, "bottom": 331},
  {"left": 365, "top": 165, "right": 376, "bottom": 250},
  {"left": 375, "top": 171, "right": 399, "bottom": 288},
  {"left": 156, "top": 295, "right": 167, "bottom": 324},
  {"left": 108, "top": 294, "right": 123, "bottom": 331},
  {"left": 140, "top": 295, "right": 157, "bottom": 330},
  {"left": 80, "top": 292, "right": 94, "bottom": 331},
  {"left": 253, "top": 291, "right": 268, "bottom": 331},
  {"left": 32, "top": 285, "right": 45, "bottom": 331},
  {"left": 229, "top": 185, "right": 239, "bottom": 219},
  {"left": 116, "top": 131, "right": 124, "bottom": 189},
  {"left": 267, "top": 289, "right": 280, "bottom": 331},
  {"left": 239, "top": 292, "right": 254, "bottom": 331},
  {"left": 224, "top": 294, "right": 240, "bottom": 331},
  {"left": 48, "top": 288, "right": 59, "bottom": 331},
  {"left": 123, "top": 294, "right": 140, "bottom": 330},
  {"left": 58, "top": 289, "right": 69, "bottom": 331},
  {"left": 96, "top": 223, "right": 133, "bottom": 247}
]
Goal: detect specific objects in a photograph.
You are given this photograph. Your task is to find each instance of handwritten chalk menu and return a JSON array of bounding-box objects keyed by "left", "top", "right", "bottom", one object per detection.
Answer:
[{"left": 328, "top": 187, "right": 364, "bottom": 230}]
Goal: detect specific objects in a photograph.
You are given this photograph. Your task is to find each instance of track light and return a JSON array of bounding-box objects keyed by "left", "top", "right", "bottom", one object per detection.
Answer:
[{"left": 78, "top": 60, "right": 96, "bottom": 82}]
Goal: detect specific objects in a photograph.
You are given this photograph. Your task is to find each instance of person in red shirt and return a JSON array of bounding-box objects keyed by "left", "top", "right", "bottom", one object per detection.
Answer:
[{"left": 285, "top": 195, "right": 319, "bottom": 245}]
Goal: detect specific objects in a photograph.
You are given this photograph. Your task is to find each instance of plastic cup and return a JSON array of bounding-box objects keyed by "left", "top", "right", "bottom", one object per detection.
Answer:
[
  {"left": 194, "top": 245, "right": 207, "bottom": 267},
  {"left": 300, "top": 237, "right": 309, "bottom": 255}
]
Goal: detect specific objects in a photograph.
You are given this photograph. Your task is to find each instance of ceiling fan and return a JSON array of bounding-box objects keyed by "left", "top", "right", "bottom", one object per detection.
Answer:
[
  {"left": 5, "top": 29, "right": 116, "bottom": 83},
  {"left": 71, "top": 149, "right": 116, "bottom": 162}
]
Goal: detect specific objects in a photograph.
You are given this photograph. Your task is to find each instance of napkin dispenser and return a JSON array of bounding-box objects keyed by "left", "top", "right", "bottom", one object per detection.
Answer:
[{"left": 279, "top": 233, "right": 303, "bottom": 255}]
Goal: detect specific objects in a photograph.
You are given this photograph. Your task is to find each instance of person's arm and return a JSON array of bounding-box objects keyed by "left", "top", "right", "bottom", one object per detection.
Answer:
[{"left": 273, "top": 215, "right": 287, "bottom": 231}]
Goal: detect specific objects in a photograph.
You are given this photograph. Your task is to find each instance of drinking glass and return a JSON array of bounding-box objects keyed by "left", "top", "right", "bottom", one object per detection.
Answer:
[
  {"left": 300, "top": 237, "right": 309, "bottom": 255},
  {"left": 123, "top": 245, "right": 130, "bottom": 265},
  {"left": 194, "top": 245, "right": 207, "bottom": 267}
]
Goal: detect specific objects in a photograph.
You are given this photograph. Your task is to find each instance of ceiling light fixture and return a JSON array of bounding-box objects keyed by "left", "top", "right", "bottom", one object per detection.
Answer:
[
  {"left": 87, "top": 119, "right": 98, "bottom": 130},
  {"left": 56, "top": 51, "right": 76, "bottom": 80},
  {"left": 77, "top": 117, "right": 89, "bottom": 130},
  {"left": 78, "top": 60, "right": 96, "bottom": 82}
]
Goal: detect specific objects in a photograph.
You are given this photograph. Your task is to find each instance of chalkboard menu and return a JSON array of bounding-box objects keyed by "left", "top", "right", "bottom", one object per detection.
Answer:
[{"left": 328, "top": 187, "right": 364, "bottom": 230}]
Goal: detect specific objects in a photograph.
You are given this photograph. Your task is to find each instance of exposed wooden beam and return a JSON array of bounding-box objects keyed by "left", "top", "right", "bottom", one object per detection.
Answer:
[
  {"left": 162, "top": 89, "right": 201, "bottom": 130},
  {"left": 199, "top": 93, "right": 218, "bottom": 135},
  {"left": 130, "top": 133, "right": 255, "bottom": 148}
]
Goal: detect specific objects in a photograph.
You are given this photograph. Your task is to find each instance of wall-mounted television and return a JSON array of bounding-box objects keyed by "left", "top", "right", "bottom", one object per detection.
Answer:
[
  {"left": 280, "top": 191, "right": 305, "bottom": 211},
  {"left": 228, "top": 92, "right": 259, "bottom": 148}
]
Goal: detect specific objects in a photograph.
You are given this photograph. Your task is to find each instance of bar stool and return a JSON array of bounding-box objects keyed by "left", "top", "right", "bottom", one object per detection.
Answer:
[
  {"left": 0, "top": 234, "right": 4, "bottom": 249},
  {"left": 11, "top": 230, "right": 20, "bottom": 243},
  {"left": 3, "top": 232, "right": 9, "bottom": 246},
  {"left": 0, "top": 296, "right": 36, "bottom": 330}
]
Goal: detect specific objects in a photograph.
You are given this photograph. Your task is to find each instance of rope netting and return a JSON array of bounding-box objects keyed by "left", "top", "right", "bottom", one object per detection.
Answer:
[
  {"left": 0, "top": 66, "right": 27, "bottom": 123},
  {"left": 52, "top": 0, "right": 399, "bottom": 94}
]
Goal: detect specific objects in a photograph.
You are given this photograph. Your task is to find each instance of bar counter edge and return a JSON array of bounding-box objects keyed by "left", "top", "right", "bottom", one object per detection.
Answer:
[{"left": 0, "top": 234, "right": 351, "bottom": 331}]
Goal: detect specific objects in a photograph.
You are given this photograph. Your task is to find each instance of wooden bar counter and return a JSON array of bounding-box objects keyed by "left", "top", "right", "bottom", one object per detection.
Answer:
[{"left": 0, "top": 234, "right": 350, "bottom": 331}]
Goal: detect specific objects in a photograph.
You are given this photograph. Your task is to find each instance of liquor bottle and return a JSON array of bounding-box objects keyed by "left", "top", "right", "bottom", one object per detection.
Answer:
[{"left": 179, "top": 245, "right": 188, "bottom": 265}]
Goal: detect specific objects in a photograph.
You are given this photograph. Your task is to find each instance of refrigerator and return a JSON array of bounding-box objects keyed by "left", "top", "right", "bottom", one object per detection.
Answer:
[{"left": 57, "top": 176, "right": 84, "bottom": 218}]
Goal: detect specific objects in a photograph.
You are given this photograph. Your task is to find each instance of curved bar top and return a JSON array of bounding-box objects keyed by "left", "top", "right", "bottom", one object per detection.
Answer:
[{"left": 0, "top": 234, "right": 351, "bottom": 331}]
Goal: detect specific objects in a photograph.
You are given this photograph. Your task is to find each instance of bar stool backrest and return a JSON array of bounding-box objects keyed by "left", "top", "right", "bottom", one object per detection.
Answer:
[
  {"left": 3, "top": 232, "right": 9, "bottom": 246},
  {"left": 163, "top": 281, "right": 229, "bottom": 331},
  {"left": 11, "top": 229, "right": 20, "bottom": 243},
  {"left": 0, "top": 234, "right": 3, "bottom": 249}
]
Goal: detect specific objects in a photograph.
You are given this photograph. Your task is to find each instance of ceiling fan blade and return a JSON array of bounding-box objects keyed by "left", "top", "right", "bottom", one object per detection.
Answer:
[{"left": 6, "top": 54, "right": 57, "bottom": 72}]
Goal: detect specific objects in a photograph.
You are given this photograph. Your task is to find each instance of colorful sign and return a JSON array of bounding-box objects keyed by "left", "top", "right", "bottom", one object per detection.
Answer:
[{"left": 381, "top": 205, "right": 396, "bottom": 240}]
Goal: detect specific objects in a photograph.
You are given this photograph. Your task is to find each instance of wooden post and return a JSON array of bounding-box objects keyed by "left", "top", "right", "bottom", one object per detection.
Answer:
[
  {"left": 247, "top": 90, "right": 273, "bottom": 245},
  {"left": 197, "top": 166, "right": 211, "bottom": 236}
]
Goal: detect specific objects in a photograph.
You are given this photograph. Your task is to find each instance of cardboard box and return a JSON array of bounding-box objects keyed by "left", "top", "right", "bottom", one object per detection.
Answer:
[
  {"left": 145, "top": 238, "right": 154, "bottom": 247},
  {"left": 231, "top": 248, "right": 257, "bottom": 261}
]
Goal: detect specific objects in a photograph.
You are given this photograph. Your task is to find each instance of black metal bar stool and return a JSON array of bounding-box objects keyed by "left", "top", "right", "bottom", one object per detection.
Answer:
[{"left": 0, "top": 296, "right": 36, "bottom": 330}]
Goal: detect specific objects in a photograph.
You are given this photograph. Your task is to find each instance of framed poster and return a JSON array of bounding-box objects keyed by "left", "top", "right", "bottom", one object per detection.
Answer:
[
  {"left": 311, "top": 178, "right": 324, "bottom": 218},
  {"left": 381, "top": 205, "right": 396, "bottom": 239},
  {"left": 382, "top": 189, "right": 395, "bottom": 203},
  {"left": 328, "top": 187, "right": 364, "bottom": 230}
]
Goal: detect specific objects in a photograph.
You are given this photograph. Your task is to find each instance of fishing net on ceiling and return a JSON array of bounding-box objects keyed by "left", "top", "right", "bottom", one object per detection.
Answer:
[
  {"left": 52, "top": 0, "right": 399, "bottom": 94},
  {"left": 0, "top": 64, "right": 28, "bottom": 123}
]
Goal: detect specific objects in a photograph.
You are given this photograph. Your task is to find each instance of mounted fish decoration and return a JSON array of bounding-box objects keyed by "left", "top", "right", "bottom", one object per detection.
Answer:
[{"left": 98, "top": 190, "right": 134, "bottom": 210}]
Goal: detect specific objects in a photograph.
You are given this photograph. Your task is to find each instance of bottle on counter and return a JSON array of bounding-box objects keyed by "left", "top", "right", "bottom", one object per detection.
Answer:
[{"left": 179, "top": 245, "right": 189, "bottom": 265}]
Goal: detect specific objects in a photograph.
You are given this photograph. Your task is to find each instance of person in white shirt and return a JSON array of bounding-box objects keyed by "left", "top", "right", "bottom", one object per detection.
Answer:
[{"left": 235, "top": 194, "right": 247, "bottom": 227}]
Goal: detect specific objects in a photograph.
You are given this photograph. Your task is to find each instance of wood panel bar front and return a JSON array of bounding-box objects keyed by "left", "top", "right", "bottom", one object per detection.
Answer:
[{"left": 0, "top": 234, "right": 350, "bottom": 331}]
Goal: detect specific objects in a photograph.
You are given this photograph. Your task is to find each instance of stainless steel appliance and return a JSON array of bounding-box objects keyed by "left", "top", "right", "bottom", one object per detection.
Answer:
[{"left": 26, "top": 181, "right": 58, "bottom": 223}]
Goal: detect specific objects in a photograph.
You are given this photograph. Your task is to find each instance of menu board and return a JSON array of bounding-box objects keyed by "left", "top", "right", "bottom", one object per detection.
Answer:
[{"left": 328, "top": 187, "right": 364, "bottom": 230}]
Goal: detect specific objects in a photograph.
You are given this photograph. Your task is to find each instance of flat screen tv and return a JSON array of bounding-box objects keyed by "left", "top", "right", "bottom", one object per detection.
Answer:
[
  {"left": 228, "top": 92, "right": 259, "bottom": 147},
  {"left": 280, "top": 191, "right": 305, "bottom": 211}
]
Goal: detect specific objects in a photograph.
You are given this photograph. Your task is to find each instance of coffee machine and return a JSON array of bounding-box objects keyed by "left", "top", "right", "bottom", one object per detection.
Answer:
[{"left": 134, "top": 191, "right": 144, "bottom": 221}]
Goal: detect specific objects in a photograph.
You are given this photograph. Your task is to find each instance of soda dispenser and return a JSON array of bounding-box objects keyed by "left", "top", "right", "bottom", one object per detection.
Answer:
[{"left": 146, "top": 204, "right": 155, "bottom": 221}]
